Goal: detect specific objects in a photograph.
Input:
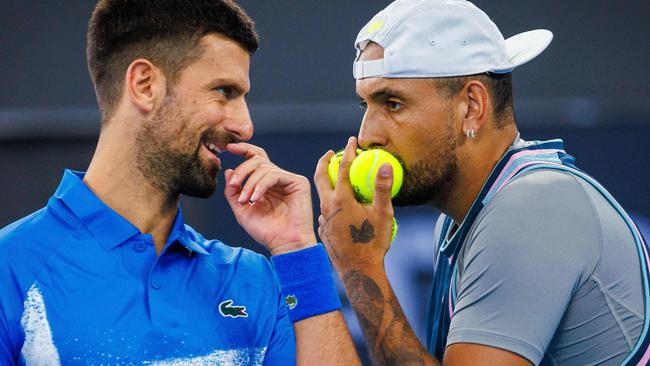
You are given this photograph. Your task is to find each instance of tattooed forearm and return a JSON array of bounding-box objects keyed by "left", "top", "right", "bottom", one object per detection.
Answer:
[
  {"left": 343, "top": 271, "right": 384, "bottom": 347},
  {"left": 349, "top": 219, "right": 375, "bottom": 243},
  {"left": 343, "top": 271, "right": 438, "bottom": 366},
  {"left": 379, "top": 296, "right": 429, "bottom": 365}
]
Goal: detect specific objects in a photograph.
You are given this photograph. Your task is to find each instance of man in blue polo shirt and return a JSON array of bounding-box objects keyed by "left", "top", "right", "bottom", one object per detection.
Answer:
[{"left": 0, "top": 0, "right": 362, "bottom": 365}]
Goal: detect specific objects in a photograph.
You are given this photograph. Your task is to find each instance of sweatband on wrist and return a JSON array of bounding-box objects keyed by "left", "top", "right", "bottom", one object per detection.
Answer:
[{"left": 271, "top": 244, "right": 341, "bottom": 322}]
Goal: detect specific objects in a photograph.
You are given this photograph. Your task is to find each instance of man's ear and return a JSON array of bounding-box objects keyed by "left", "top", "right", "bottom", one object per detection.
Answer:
[
  {"left": 458, "top": 79, "right": 489, "bottom": 137},
  {"left": 125, "top": 59, "right": 167, "bottom": 114}
]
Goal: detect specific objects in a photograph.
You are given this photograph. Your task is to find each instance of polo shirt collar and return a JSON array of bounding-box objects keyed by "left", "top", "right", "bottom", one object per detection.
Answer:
[
  {"left": 53, "top": 170, "right": 209, "bottom": 255},
  {"left": 166, "top": 207, "right": 210, "bottom": 255}
]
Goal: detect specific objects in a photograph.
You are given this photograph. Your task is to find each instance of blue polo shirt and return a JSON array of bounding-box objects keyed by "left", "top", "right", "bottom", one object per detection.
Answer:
[{"left": 0, "top": 170, "right": 296, "bottom": 365}]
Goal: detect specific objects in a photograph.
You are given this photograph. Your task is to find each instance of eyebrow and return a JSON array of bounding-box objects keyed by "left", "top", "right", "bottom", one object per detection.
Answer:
[{"left": 362, "top": 87, "right": 407, "bottom": 102}]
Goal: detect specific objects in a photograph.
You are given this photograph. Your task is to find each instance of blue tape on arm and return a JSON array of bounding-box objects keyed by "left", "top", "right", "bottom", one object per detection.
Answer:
[{"left": 271, "top": 244, "right": 341, "bottom": 322}]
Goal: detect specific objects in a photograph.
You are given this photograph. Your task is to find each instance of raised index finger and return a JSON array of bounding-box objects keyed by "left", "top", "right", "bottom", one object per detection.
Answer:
[
  {"left": 314, "top": 150, "right": 336, "bottom": 199},
  {"left": 226, "top": 142, "right": 270, "bottom": 160},
  {"left": 334, "top": 136, "right": 357, "bottom": 199}
]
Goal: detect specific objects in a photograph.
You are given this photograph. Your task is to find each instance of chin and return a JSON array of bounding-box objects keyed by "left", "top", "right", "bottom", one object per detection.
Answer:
[
  {"left": 181, "top": 181, "right": 217, "bottom": 199},
  {"left": 392, "top": 178, "right": 448, "bottom": 207},
  {"left": 177, "top": 166, "right": 219, "bottom": 199}
]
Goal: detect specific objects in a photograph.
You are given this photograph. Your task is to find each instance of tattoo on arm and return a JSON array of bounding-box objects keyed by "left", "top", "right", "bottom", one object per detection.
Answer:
[
  {"left": 343, "top": 271, "right": 436, "bottom": 366},
  {"left": 343, "top": 271, "right": 384, "bottom": 347},
  {"left": 349, "top": 219, "right": 375, "bottom": 243}
]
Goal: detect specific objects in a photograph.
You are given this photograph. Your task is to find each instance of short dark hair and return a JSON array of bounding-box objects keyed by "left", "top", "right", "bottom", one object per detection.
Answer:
[
  {"left": 435, "top": 73, "right": 514, "bottom": 128},
  {"left": 87, "top": 0, "right": 259, "bottom": 120}
]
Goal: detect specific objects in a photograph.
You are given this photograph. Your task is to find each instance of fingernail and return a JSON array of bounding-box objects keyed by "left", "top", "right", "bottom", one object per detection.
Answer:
[
  {"left": 379, "top": 164, "right": 392, "bottom": 177},
  {"left": 229, "top": 175, "right": 239, "bottom": 186},
  {"left": 238, "top": 192, "right": 246, "bottom": 203},
  {"left": 348, "top": 136, "right": 354, "bottom": 145},
  {"left": 250, "top": 191, "right": 260, "bottom": 202}
]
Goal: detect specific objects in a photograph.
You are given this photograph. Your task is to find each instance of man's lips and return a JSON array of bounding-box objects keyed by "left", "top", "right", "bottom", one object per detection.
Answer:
[
  {"left": 204, "top": 142, "right": 224, "bottom": 155},
  {"left": 202, "top": 142, "right": 225, "bottom": 168}
]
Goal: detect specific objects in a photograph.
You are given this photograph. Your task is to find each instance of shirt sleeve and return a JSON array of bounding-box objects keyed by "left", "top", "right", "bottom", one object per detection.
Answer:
[
  {"left": 446, "top": 170, "right": 602, "bottom": 364},
  {"left": 0, "top": 319, "right": 18, "bottom": 366},
  {"left": 263, "top": 272, "right": 296, "bottom": 366},
  {"left": 0, "top": 253, "right": 22, "bottom": 365}
]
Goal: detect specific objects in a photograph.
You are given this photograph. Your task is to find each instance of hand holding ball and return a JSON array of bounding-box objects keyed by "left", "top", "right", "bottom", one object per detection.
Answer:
[{"left": 327, "top": 148, "right": 403, "bottom": 241}]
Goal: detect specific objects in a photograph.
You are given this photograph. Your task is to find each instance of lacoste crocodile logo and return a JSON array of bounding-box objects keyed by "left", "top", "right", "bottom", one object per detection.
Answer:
[
  {"left": 285, "top": 295, "right": 298, "bottom": 310},
  {"left": 219, "top": 299, "right": 248, "bottom": 318}
]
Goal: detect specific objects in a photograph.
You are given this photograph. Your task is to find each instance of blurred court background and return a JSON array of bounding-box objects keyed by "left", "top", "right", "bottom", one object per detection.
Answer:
[{"left": 1, "top": 0, "right": 649, "bottom": 363}]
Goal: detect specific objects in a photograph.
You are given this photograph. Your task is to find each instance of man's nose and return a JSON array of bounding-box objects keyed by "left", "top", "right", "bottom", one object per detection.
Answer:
[
  {"left": 357, "top": 109, "right": 387, "bottom": 149},
  {"left": 223, "top": 99, "right": 254, "bottom": 142}
]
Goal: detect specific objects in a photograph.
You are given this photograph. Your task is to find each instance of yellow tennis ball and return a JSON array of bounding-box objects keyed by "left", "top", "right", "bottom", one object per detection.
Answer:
[
  {"left": 327, "top": 149, "right": 362, "bottom": 188},
  {"left": 349, "top": 149, "right": 404, "bottom": 204},
  {"left": 327, "top": 148, "right": 404, "bottom": 202},
  {"left": 327, "top": 148, "right": 402, "bottom": 242},
  {"left": 391, "top": 217, "right": 398, "bottom": 242}
]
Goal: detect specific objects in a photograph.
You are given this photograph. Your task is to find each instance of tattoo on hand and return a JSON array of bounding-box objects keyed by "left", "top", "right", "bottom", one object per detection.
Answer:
[
  {"left": 325, "top": 208, "right": 343, "bottom": 224},
  {"left": 350, "top": 219, "right": 375, "bottom": 243},
  {"left": 321, "top": 208, "right": 343, "bottom": 259}
]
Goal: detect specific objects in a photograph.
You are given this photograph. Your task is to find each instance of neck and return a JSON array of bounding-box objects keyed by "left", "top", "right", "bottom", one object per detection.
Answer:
[
  {"left": 443, "top": 124, "right": 518, "bottom": 224},
  {"left": 84, "top": 127, "right": 179, "bottom": 255}
]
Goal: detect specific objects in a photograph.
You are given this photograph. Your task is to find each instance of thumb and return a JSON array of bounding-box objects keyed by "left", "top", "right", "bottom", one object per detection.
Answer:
[{"left": 373, "top": 163, "right": 395, "bottom": 213}]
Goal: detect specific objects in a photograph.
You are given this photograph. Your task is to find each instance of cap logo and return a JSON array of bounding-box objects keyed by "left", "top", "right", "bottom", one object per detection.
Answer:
[{"left": 367, "top": 21, "right": 384, "bottom": 34}]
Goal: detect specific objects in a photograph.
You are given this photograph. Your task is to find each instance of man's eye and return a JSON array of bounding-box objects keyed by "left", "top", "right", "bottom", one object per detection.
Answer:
[
  {"left": 359, "top": 101, "right": 368, "bottom": 110},
  {"left": 216, "top": 86, "right": 232, "bottom": 97},
  {"left": 387, "top": 101, "right": 403, "bottom": 111}
]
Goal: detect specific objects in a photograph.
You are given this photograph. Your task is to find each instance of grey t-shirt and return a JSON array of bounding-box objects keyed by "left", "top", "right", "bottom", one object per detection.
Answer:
[{"left": 438, "top": 168, "right": 645, "bottom": 365}]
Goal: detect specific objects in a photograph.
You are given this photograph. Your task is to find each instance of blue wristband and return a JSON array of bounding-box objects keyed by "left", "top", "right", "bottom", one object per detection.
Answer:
[{"left": 271, "top": 244, "right": 341, "bottom": 322}]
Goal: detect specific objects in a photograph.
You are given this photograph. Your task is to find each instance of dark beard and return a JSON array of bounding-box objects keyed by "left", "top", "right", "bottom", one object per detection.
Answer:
[
  {"left": 393, "top": 122, "right": 458, "bottom": 208},
  {"left": 135, "top": 103, "right": 219, "bottom": 199}
]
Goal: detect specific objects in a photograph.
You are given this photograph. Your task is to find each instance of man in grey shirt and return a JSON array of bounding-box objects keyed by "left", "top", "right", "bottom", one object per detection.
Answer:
[
  {"left": 313, "top": 0, "right": 649, "bottom": 365},
  {"left": 440, "top": 136, "right": 645, "bottom": 365}
]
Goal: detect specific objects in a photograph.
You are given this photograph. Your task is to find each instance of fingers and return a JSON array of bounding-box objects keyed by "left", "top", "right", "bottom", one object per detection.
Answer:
[
  {"left": 223, "top": 168, "right": 242, "bottom": 208},
  {"left": 228, "top": 154, "right": 270, "bottom": 188},
  {"left": 227, "top": 142, "right": 270, "bottom": 160},
  {"left": 335, "top": 136, "right": 357, "bottom": 199},
  {"left": 248, "top": 169, "right": 308, "bottom": 203},
  {"left": 227, "top": 161, "right": 308, "bottom": 204},
  {"left": 314, "top": 150, "right": 336, "bottom": 200},
  {"left": 236, "top": 163, "right": 275, "bottom": 203},
  {"left": 372, "top": 163, "right": 395, "bottom": 216},
  {"left": 226, "top": 142, "right": 312, "bottom": 205}
]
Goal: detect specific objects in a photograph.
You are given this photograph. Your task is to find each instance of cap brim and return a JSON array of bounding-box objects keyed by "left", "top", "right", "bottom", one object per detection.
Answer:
[{"left": 493, "top": 29, "right": 553, "bottom": 73}]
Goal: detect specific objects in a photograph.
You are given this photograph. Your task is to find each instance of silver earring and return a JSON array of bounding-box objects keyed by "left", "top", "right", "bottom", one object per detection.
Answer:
[{"left": 466, "top": 128, "right": 476, "bottom": 139}]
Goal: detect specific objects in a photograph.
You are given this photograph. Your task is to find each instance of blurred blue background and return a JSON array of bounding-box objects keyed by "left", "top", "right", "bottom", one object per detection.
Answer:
[{"left": 1, "top": 0, "right": 649, "bottom": 363}]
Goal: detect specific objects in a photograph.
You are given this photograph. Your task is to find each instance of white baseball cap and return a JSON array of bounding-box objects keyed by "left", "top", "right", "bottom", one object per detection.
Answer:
[{"left": 353, "top": 0, "right": 553, "bottom": 79}]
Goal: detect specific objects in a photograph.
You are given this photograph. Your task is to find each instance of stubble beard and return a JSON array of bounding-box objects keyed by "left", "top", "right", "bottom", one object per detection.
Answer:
[
  {"left": 393, "top": 116, "right": 458, "bottom": 209},
  {"left": 135, "top": 99, "right": 219, "bottom": 199}
]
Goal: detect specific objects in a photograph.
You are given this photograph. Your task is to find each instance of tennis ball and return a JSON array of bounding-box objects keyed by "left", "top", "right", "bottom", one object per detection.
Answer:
[
  {"left": 327, "top": 149, "right": 362, "bottom": 189},
  {"left": 350, "top": 149, "right": 404, "bottom": 203},
  {"left": 327, "top": 148, "right": 403, "bottom": 242},
  {"left": 328, "top": 148, "right": 404, "bottom": 202}
]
